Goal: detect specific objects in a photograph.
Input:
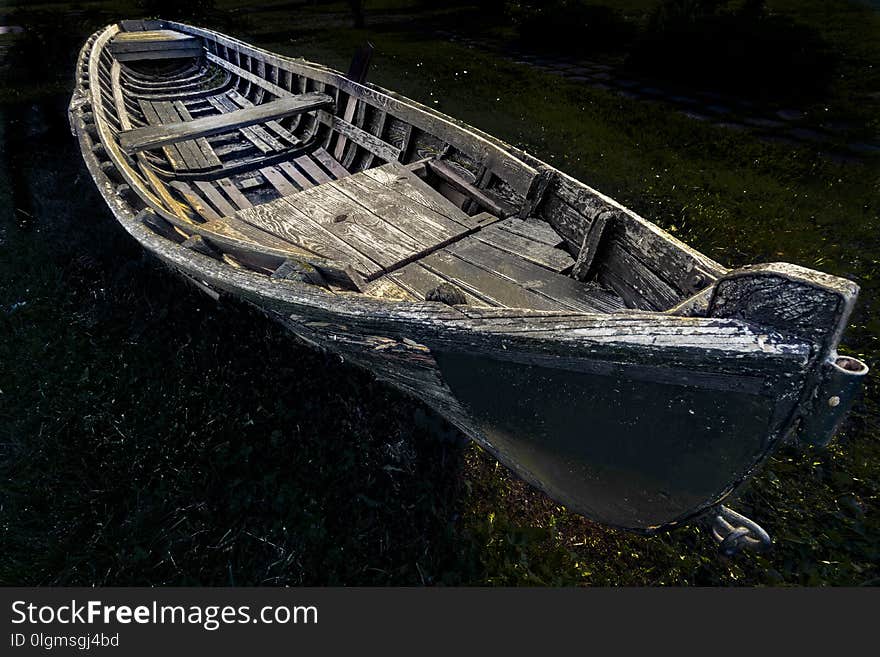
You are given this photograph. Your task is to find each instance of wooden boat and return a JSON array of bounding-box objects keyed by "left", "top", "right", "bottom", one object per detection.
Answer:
[{"left": 70, "top": 20, "right": 868, "bottom": 549}]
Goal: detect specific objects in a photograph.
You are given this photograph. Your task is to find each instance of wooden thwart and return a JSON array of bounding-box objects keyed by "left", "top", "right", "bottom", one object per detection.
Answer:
[{"left": 119, "top": 93, "right": 334, "bottom": 153}]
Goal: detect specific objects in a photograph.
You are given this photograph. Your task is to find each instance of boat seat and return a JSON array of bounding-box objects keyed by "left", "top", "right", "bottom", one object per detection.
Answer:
[
  {"left": 108, "top": 29, "right": 202, "bottom": 61},
  {"left": 118, "top": 92, "right": 334, "bottom": 154}
]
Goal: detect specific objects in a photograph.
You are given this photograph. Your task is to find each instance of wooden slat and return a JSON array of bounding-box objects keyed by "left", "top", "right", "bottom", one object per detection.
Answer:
[
  {"left": 260, "top": 166, "right": 299, "bottom": 196},
  {"left": 227, "top": 89, "right": 300, "bottom": 145},
  {"left": 169, "top": 180, "right": 221, "bottom": 221},
  {"left": 206, "top": 95, "right": 274, "bottom": 153},
  {"left": 473, "top": 223, "right": 574, "bottom": 273},
  {"left": 333, "top": 95, "right": 359, "bottom": 160},
  {"left": 234, "top": 198, "right": 383, "bottom": 277},
  {"left": 172, "top": 100, "right": 222, "bottom": 168},
  {"left": 427, "top": 160, "right": 517, "bottom": 217},
  {"left": 216, "top": 178, "right": 252, "bottom": 210},
  {"left": 361, "top": 163, "right": 478, "bottom": 229},
  {"left": 446, "top": 238, "right": 618, "bottom": 313},
  {"left": 312, "top": 147, "right": 349, "bottom": 179},
  {"left": 114, "top": 48, "right": 202, "bottom": 62},
  {"left": 331, "top": 172, "right": 470, "bottom": 249},
  {"left": 316, "top": 110, "right": 400, "bottom": 163},
  {"left": 388, "top": 262, "right": 490, "bottom": 307},
  {"left": 119, "top": 92, "right": 333, "bottom": 153},
  {"left": 138, "top": 99, "right": 188, "bottom": 171},
  {"left": 293, "top": 155, "right": 333, "bottom": 185},
  {"left": 276, "top": 162, "right": 314, "bottom": 190},
  {"left": 497, "top": 217, "right": 564, "bottom": 247},
  {"left": 420, "top": 249, "right": 564, "bottom": 311},
  {"left": 194, "top": 180, "right": 238, "bottom": 217},
  {"left": 110, "top": 30, "right": 199, "bottom": 53},
  {"left": 208, "top": 93, "right": 288, "bottom": 152},
  {"left": 152, "top": 100, "right": 213, "bottom": 170},
  {"left": 283, "top": 186, "right": 426, "bottom": 271}
]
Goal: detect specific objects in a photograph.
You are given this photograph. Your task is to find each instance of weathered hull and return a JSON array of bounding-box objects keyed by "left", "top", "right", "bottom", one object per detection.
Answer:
[{"left": 69, "top": 20, "right": 868, "bottom": 538}]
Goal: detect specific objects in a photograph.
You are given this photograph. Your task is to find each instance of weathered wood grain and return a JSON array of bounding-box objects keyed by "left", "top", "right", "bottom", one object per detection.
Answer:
[{"left": 119, "top": 93, "right": 333, "bottom": 153}]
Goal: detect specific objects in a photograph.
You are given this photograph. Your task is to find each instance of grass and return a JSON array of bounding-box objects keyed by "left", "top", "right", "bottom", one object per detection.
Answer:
[{"left": 1, "top": 1, "right": 878, "bottom": 585}]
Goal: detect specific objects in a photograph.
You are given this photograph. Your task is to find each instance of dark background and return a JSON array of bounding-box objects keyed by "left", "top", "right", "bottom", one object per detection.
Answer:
[{"left": 1, "top": 0, "right": 878, "bottom": 585}]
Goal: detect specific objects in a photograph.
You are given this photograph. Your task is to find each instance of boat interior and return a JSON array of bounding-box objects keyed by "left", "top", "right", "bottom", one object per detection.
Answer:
[{"left": 79, "top": 20, "right": 723, "bottom": 314}]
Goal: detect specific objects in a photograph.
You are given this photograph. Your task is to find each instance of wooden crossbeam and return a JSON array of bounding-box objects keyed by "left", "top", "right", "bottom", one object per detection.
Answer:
[{"left": 118, "top": 93, "right": 334, "bottom": 154}]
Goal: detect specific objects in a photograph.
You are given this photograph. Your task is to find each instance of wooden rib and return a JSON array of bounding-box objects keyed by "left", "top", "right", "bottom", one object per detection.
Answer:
[{"left": 333, "top": 94, "right": 358, "bottom": 160}]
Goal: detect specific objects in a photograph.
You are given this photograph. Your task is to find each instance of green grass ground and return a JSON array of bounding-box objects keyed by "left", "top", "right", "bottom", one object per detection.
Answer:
[{"left": 1, "top": 1, "right": 878, "bottom": 585}]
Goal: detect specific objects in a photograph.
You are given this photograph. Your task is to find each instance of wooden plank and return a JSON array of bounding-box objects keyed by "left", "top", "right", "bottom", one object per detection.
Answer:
[
  {"left": 216, "top": 178, "right": 252, "bottom": 210},
  {"left": 361, "top": 162, "right": 478, "bottom": 229},
  {"left": 496, "top": 217, "right": 564, "bottom": 247},
  {"left": 283, "top": 186, "right": 426, "bottom": 271},
  {"left": 110, "top": 30, "right": 200, "bottom": 52},
  {"left": 276, "top": 162, "right": 314, "bottom": 190},
  {"left": 316, "top": 110, "right": 400, "bottom": 163},
  {"left": 260, "top": 166, "right": 299, "bottom": 196},
  {"left": 420, "top": 249, "right": 564, "bottom": 311},
  {"left": 114, "top": 48, "right": 202, "bottom": 62},
  {"left": 388, "top": 262, "right": 490, "bottom": 307},
  {"left": 446, "top": 238, "right": 619, "bottom": 313},
  {"left": 474, "top": 223, "right": 574, "bottom": 273},
  {"left": 312, "top": 147, "right": 350, "bottom": 179},
  {"left": 234, "top": 198, "right": 383, "bottom": 277},
  {"left": 331, "top": 172, "right": 470, "bottom": 249},
  {"left": 427, "top": 160, "right": 516, "bottom": 217},
  {"left": 293, "top": 154, "right": 333, "bottom": 185},
  {"left": 333, "top": 95, "right": 359, "bottom": 160},
  {"left": 206, "top": 95, "right": 273, "bottom": 153},
  {"left": 119, "top": 92, "right": 333, "bottom": 153},
  {"left": 209, "top": 93, "right": 287, "bottom": 153},
  {"left": 152, "top": 101, "right": 212, "bottom": 170},
  {"left": 194, "top": 180, "right": 238, "bottom": 217},
  {"left": 138, "top": 99, "right": 188, "bottom": 171},
  {"left": 227, "top": 89, "right": 300, "bottom": 145},
  {"left": 169, "top": 180, "right": 221, "bottom": 221},
  {"left": 172, "top": 100, "right": 222, "bottom": 168}
]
